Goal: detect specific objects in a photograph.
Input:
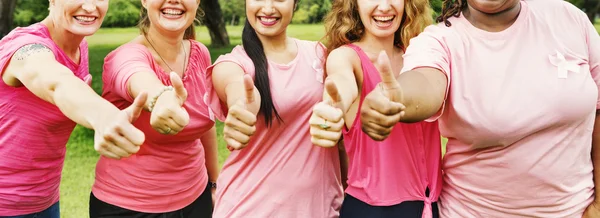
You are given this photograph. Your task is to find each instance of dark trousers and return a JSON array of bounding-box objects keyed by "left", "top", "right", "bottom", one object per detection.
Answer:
[
  {"left": 340, "top": 194, "right": 439, "bottom": 218},
  {"left": 89, "top": 185, "right": 212, "bottom": 218},
  {"left": 0, "top": 202, "right": 60, "bottom": 218}
]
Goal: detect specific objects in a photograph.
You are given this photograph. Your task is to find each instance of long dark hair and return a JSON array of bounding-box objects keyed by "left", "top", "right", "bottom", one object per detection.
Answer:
[
  {"left": 436, "top": 0, "right": 468, "bottom": 27},
  {"left": 242, "top": 0, "right": 299, "bottom": 126}
]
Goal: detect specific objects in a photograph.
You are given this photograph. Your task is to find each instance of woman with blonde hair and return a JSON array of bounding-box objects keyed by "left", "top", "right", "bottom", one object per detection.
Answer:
[{"left": 309, "top": 0, "right": 442, "bottom": 217}]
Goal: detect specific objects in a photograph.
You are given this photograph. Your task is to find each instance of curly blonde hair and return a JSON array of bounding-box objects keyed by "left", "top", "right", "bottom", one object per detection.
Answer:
[{"left": 323, "top": 0, "right": 433, "bottom": 54}]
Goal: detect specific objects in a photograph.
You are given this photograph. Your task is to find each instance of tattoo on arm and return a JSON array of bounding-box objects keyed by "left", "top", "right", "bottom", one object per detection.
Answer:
[{"left": 13, "top": 44, "right": 52, "bottom": 61}]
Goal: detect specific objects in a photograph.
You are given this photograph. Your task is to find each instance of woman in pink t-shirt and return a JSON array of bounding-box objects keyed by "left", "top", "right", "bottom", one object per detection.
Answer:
[
  {"left": 0, "top": 1, "right": 148, "bottom": 217},
  {"left": 88, "top": 0, "right": 218, "bottom": 217},
  {"left": 309, "top": 0, "right": 442, "bottom": 218},
  {"left": 205, "top": 0, "right": 344, "bottom": 217},
  {"left": 361, "top": 0, "right": 600, "bottom": 217}
]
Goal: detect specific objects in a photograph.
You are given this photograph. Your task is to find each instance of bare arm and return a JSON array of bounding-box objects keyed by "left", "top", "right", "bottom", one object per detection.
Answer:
[
  {"left": 3, "top": 43, "right": 121, "bottom": 129},
  {"left": 324, "top": 48, "right": 360, "bottom": 114},
  {"left": 396, "top": 68, "right": 447, "bottom": 123},
  {"left": 211, "top": 62, "right": 260, "bottom": 109},
  {"left": 201, "top": 126, "right": 220, "bottom": 183},
  {"left": 338, "top": 140, "right": 349, "bottom": 190}
]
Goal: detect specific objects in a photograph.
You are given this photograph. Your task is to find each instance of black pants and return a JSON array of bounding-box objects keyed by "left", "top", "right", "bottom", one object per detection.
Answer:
[
  {"left": 89, "top": 185, "right": 212, "bottom": 218},
  {"left": 340, "top": 194, "right": 439, "bottom": 218}
]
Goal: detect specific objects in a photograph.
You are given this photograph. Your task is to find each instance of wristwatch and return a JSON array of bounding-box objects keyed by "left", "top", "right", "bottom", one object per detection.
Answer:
[{"left": 208, "top": 181, "right": 217, "bottom": 189}]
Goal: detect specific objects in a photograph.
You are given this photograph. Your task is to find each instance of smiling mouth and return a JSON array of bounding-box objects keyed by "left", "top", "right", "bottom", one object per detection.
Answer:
[
  {"left": 259, "top": 16, "right": 279, "bottom": 23},
  {"left": 372, "top": 15, "right": 395, "bottom": 24},
  {"left": 162, "top": 9, "right": 184, "bottom": 15},
  {"left": 74, "top": 16, "right": 97, "bottom": 22}
]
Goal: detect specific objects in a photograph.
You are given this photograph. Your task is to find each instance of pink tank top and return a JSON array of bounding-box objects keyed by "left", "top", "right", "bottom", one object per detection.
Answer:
[
  {"left": 0, "top": 23, "right": 90, "bottom": 216},
  {"left": 342, "top": 44, "right": 442, "bottom": 218}
]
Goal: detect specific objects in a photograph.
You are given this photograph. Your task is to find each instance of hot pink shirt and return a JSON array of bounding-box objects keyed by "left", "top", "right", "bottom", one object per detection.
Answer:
[
  {"left": 92, "top": 41, "right": 214, "bottom": 213},
  {"left": 206, "top": 39, "right": 344, "bottom": 217},
  {"left": 343, "top": 44, "right": 442, "bottom": 218},
  {"left": 402, "top": 0, "right": 600, "bottom": 217},
  {"left": 0, "top": 23, "right": 90, "bottom": 216}
]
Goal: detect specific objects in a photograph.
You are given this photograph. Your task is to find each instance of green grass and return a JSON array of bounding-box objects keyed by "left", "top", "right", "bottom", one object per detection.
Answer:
[{"left": 59, "top": 24, "right": 324, "bottom": 218}]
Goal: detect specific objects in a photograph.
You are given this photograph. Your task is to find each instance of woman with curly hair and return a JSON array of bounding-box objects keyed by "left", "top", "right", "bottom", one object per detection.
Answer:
[
  {"left": 309, "top": 0, "right": 441, "bottom": 217},
  {"left": 360, "top": 0, "right": 600, "bottom": 217}
]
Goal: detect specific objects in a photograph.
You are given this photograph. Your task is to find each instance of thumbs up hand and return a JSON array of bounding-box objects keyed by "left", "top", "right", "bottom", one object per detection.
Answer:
[
  {"left": 360, "top": 51, "right": 406, "bottom": 141},
  {"left": 94, "top": 92, "right": 148, "bottom": 159},
  {"left": 150, "top": 72, "right": 190, "bottom": 135},
  {"left": 223, "top": 74, "right": 260, "bottom": 150},
  {"left": 309, "top": 79, "right": 345, "bottom": 148}
]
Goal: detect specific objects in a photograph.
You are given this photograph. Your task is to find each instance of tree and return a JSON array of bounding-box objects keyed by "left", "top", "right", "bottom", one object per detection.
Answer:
[
  {"left": 200, "top": 0, "right": 230, "bottom": 48},
  {"left": 0, "top": 0, "right": 17, "bottom": 38}
]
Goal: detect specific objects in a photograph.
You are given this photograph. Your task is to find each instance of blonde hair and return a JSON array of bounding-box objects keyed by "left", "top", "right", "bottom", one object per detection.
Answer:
[{"left": 323, "top": 0, "right": 433, "bottom": 54}]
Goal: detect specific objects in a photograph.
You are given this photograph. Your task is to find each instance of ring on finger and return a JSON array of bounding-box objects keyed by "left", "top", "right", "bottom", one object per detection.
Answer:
[
  {"left": 165, "top": 127, "right": 172, "bottom": 134},
  {"left": 319, "top": 119, "right": 330, "bottom": 130}
]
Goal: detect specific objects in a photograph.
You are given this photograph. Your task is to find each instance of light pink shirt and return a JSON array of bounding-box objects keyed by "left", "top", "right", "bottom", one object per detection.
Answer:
[
  {"left": 402, "top": 1, "right": 600, "bottom": 217},
  {"left": 343, "top": 44, "right": 442, "bottom": 218},
  {"left": 92, "top": 41, "right": 214, "bottom": 213},
  {"left": 0, "top": 23, "right": 90, "bottom": 216},
  {"left": 206, "top": 39, "right": 344, "bottom": 218}
]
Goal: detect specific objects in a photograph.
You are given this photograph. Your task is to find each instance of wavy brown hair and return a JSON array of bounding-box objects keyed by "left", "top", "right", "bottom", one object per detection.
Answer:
[
  {"left": 436, "top": 0, "right": 468, "bottom": 27},
  {"left": 323, "top": 0, "right": 433, "bottom": 55}
]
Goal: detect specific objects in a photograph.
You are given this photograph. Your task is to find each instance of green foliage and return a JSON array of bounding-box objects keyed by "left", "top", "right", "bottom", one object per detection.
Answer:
[
  {"left": 431, "top": 0, "right": 443, "bottom": 19},
  {"left": 13, "top": 0, "right": 48, "bottom": 27},
  {"left": 292, "top": 8, "right": 310, "bottom": 24},
  {"left": 102, "top": 0, "right": 140, "bottom": 28}
]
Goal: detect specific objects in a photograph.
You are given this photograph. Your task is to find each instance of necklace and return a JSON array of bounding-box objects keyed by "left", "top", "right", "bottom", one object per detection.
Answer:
[{"left": 144, "top": 34, "right": 187, "bottom": 75}]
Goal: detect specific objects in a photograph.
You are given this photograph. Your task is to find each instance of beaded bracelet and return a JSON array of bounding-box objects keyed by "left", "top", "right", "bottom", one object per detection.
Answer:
[{"left": 148, "top": 86, "right": 174, "bottom": 112}]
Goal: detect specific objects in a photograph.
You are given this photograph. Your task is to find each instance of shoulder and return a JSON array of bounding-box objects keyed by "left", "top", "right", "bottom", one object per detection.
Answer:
[{"left": 326, "top": 45, "right": 361, "bottom": 72}]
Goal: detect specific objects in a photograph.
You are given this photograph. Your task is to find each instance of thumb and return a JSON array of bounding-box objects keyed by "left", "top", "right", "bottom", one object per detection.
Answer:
[
  {"left": 170, "top": 72, "right": 188, "bottom": 104},
  {"left": 243, "top": 74, "right": 255, "bottom": 105},
  {"left": 125, "top": 92, "right": 148, "bottom": 123},
  {"left": 324, "top": 78, "right": 342, "bottom": 108},
  {"left": 375, "top": 51, "right": 401, "bottom": 94}
]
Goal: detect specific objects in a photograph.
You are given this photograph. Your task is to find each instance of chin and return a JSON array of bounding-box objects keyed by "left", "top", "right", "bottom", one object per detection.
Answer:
[{"left": 68, "top": 26, "right": 101, "bottom": 36}]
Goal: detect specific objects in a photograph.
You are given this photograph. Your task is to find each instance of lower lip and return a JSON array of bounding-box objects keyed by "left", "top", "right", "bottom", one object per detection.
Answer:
[
  {"left": 373, "top": 18, "right": 394, "bottom": 28},
  {"left": 259, "top": 18, "right": 278, "bottom": 27},
  {"left": 162, "top": 12, "right": 184, "bottom": 19},
  {"left": 74, "top": 17, "right": 97, "bottom": 25}
]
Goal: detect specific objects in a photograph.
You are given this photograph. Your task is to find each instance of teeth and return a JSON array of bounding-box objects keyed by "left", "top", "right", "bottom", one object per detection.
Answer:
[
  {"left": 260, "top": 17, "right": 277, "bottom": 22},
  {"left": 373, "top": 16, "right": 394, "bottom": 22},
  {"left": 162, "top": 9, "right": 183, "bottom": 15},
  {"left": 75, "top": 16, "right": 95, "bottom": 22}
]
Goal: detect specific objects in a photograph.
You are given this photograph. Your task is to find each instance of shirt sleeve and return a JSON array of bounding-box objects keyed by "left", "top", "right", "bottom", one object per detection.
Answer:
[
  {"left": 580, "top": 11, "right": 600, "bottom": 109},
  {"left": 401, "top": 25, "right": 452, "bottom": 121},
  {"left": 102, "top": 44, "right": 155, "bottom": 102},
  {"left": 204, "top": 46, "right": 255, "bottom": 121},
  {"left": 0, "top": 34, "right": 58, "bottom": 77}
]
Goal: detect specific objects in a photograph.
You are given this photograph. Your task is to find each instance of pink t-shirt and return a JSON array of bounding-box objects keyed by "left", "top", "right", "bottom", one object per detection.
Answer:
[
  {"left": 205, "top": 39, "right": 344, "bottom": 218},
  {"left": 92, "top": 41, "right": 214, "bottom": 213},
  {"left": 402, "top": 0, "right": 600, "bottom": 217},
  {"left": 343, "top": 44, "right": 442, "bottom": 217},
  {"left": 0, "top": 23, "right": 90, "bottom": 216}
]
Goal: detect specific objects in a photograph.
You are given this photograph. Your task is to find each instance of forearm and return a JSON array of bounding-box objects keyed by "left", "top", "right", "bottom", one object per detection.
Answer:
[
  {"left": 397, "top": 68, "right": 447, "bottom": 123},
  {"left": 591, "top": 112, "right": 600, "bottom": 197},
  {"left": 201, "top": 126, "right": 220, "bottom": 182},
  {"left": 22, "top": 67, "right": 119, "bottom": 129},
  {"left": 127, "top": 72, "right": 172, "bottom": 111}
]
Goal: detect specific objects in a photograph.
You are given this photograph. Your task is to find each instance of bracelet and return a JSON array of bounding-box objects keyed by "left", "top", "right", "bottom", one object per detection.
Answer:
[
  {"left": 208, "top": 181, "right": 217, "bottom": 189},
  {"left": 148, "top": 86, "right": 174, "bottom": 112}
]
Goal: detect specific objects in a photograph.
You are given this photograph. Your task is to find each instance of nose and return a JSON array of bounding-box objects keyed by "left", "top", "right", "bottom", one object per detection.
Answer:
[
  {"left": 167, "top": 0, "right": 181, "bottom": 4},
  {"left": 81, "top": 0, "right": 96, "bottom": 12},
  {"left": 377, "top": 0, "right": 392, "bottom": 12},
  {"left": 261, "top": 0, "right": 275, "bottom": 15}
]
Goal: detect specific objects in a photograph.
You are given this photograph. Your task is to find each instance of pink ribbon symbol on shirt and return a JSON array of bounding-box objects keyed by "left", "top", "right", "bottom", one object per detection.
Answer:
[{"left": 549, "top": 50, "right": 581, "bottom": 79}]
